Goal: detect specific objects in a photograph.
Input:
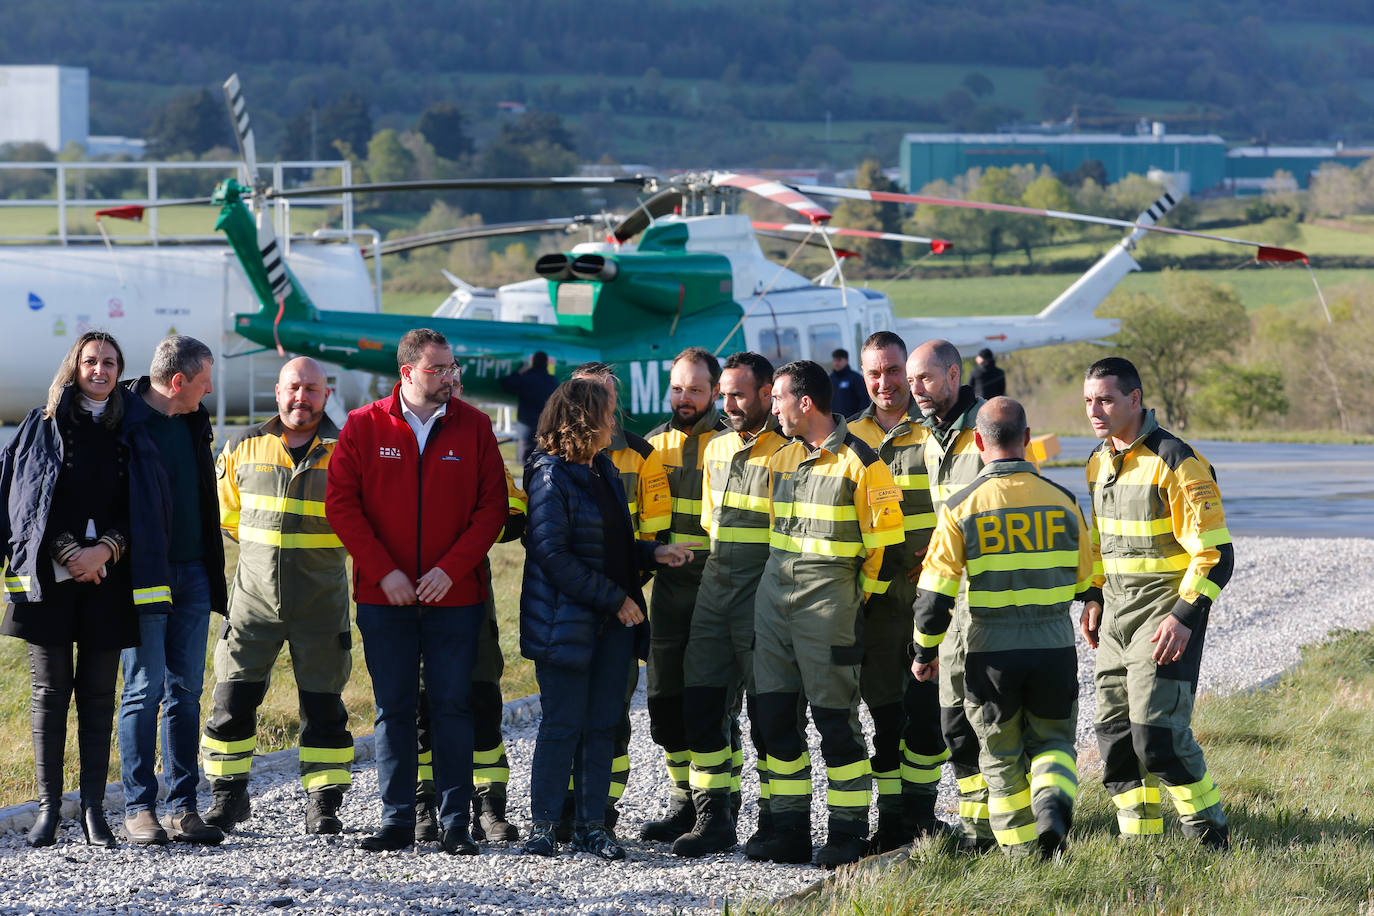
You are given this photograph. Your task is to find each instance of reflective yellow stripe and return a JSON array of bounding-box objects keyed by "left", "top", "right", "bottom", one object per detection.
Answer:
[
  {"left": 968, "top": 584, "right": 1077, "bottom": 608},
  {"left": 732, "top": 748, "right": 744, "bottom": 767},
  {"left": 1102, "top": 554, "right": 1192, "bottom": 575},
  {"left": 1031, "top": 772, "right": 1078, "bottom": 800},
  {"left": 668, "top": 533, "right": 706, "bottom": 547},
  {"left": 1097, "top": 516, "right": 1174, "bottom": 537},
  {"left": 913, "top": 629, "right": 945, "bottom": 649},
  {"left": 418, "top": 750, "right": 433, "bottom": 764},
  {"left": 1113, "top": 785, "right": 1161, "bottom": 809},
  {"left": 827, "top": 788, "right": 872, "bottom": 807},
  {"left": 721, "top": 491, "right": 771, "bottom": 513},
  {"left": 202, "top": 735, "right": 256, "bottom": 755},
  {"left": 240, "top": 493, "right": 329, "bottom": 517},
  {"left": 828, "top": 759, "right": 871, "bottom": 781},
  {"left": 902, "top": 763, "right": 943, "bottom": 784},
  {"left": 917, "top": 572, "right": 961, "bottom": 598},
  {"left": 611, "top": 755, "right": 630, "bottom": 772},
  {"left": 665, "top": 749, "right": 692, "bottom": 764},
  {"left": 1118, "top": 814, "right": 1163, "bottom": 836},
  {"left": 473, "top": 745, "right": 506, "bottom": 765},
  {"left": 238, "top": 526, "right": 344, "bottom": 549},
  {"left": 994, "top": 823, "right": 1038, "bottom": 846},
  {"left": 713, "top": 526, "right": 771, "bottom": 545},
  {"left": 770, "top": 778, "right": 812, "bottom": 797},
  {"left": 4, "top": 574, "right": 32, "bottom": 593},
  {"left": 902, "top": 744, "right": 950, "bottom": 766},
  {"left": 508, "top": 495, "right": 527, "bottom": 513},
  {"left": 862, "top": 527, "right": 905, "bottom": 549},
  {"left": 768, "top": 753, "right": 810, "bottom": 776},
  {"left": 1182, "top": 572, "right": 1223, "bottom": 601},
  {"left": 768, "top": 533, "right": 864, "bottom": 557},
  {"left": 665, "top": 765, "right": 689, "bottom": 783},
  {"left": 772, "top": 501, "right": 859, "bottom": 522},
  {"left": 692, "top": 747, "right": 732, "bottom": 768},
  {"left": 903, "top": 513, "right": 936, "bottom": 531},
  {"left": 419, "top": 765, "right": 434, "bottom": 781},
  {"left": 1178, "top": 527, "right": 1232, "bottom": 554},
  {"left": 301, "top": 768, "right": 352, "bottom": 790},
  {"left": 608, "top": 782, "right": 626, "bottom": 799},
  {"left": 988, "top": 788, "right": 1032, "bottom": 815},
  {"left": 1166, "top": 773, "right": 1221, "bottom": 814},
  {"left": 957, "top": 773, "right": 987, "bottom": 794},
  {"left": 860, "top": 574, "right": 890, "bottom": 595},
  {"left": 220, "top": 509, "right": 241, "bottom": 528},
  {"left": 1032, "top": 749, "right": 1076, "bottom": 773},
  {"left": 299, "top": 746, "right": 353, "bottom": 764},
  {"left": 472, "top": 767, "right": 508, "bottom": 784},
  {"left": 892, "top": 474, "right": 929, "bottom": 489},
  {"left": 690, "top": 770, "right": 735, "bottom": 790},
  {"left": 203, "top": 757, "right": 253, "bottom": 777},
  {"left": 672, "top": 497, "right": 703, "bottom": 515},
  {"left": 967, "top": 549, "right": 1080, "bottom": 577},
  {"left": 133, "top": 585, "right": 171, "bottom": 605},
  {"left": 959, "top": 801, "right": 990, "bottom": 821}
]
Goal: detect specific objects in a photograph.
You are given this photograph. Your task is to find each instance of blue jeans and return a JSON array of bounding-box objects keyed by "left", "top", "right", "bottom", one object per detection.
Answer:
[
  {"left": 118, "top": 561, "right": 213, "bottom": 814},
  {"left": 356, "top": 602, "right": 482, "bottom": 830},
  {"left": 530, "top": 619, "right": 636, "bottom": 826}
]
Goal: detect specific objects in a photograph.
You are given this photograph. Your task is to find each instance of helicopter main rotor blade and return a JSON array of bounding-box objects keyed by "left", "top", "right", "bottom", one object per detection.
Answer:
[
  {"left": 712, "top": 172, "right": 831, "bottom": 224},
  {"left": 94, "top": 199, "right": 217, "bottom": 221},
  {"left": 265, "top": 176, "right": 652, "bottom": 200},
  {"left": 752, "top": 221, "right": 952, "bottom": 253},
  {"left": 365, "top": 216, "right": 610, "bottom": 258},
  {"left": 753, "top": 230, "right": 861, "bottom": 259},
  {"left": 611, "top": 188, "right": 684, "bottom": 242},
  {"left": 790, "top": 183, "right": 1309, "bottom": 262}
]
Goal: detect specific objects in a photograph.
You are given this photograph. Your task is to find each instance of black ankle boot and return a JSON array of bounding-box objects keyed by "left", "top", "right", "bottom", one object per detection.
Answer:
[
  {"left": 27, "top": 801, "right": 61, "bottom": 848},
  {"left": 81, "top": 804, "right": 118, "bottom": 848}
]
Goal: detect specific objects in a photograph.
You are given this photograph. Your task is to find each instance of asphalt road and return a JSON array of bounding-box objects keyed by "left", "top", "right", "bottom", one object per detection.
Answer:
[{"left": 1046, "top": 436, "right": 1373, "bottom": 538}]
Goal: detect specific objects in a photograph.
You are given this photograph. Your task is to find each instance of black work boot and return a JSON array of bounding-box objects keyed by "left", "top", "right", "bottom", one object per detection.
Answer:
[
  {"left": 671, "top": 792, "right": 737, "bottom": 858},
  {"left": 868, "top": 807, "right": 909, "bottom": 854},
  {"left": 817, "top": 819, "right": 869, "bottom": 869},
  {"left": 27, "top": 699, "right": 65, "bottom": 848},
  {"left": 1035, "top": 798, "right": 1073, "bottom": 860},
  {"left": 305, "top": 788, "right": 344, "bottom": 835},
  {"left": 640, "top": 792, "right": 696, "bottom": 843},
  {"left": 204, "top": 781, "right": 251, "bottom": 831},
  {"left": 415, "top": 792, "right": 440, "bottom": 843},
  {"left": 744, "top": 807, "right": 774, "bottom": 860},
  {"left": 751, "top": 810, "right": 812, "bottom": 864},
  {"left": 472, "top": 794, "right": 519, "bottom": 842}
]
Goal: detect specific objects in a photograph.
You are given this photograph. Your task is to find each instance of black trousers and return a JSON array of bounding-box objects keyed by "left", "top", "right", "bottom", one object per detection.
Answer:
[{"left": 28, "top": 641, "right": 121, "bottom": 803}]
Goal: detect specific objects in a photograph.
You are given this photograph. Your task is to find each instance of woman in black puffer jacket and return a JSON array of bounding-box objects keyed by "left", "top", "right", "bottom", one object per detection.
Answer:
[{"left": 519, "top": 379, "right": 694, "bottom": 861}]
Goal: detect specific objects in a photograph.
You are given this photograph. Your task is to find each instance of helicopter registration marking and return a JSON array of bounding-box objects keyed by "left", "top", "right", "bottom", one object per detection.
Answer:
[{"left": 629, "top": 359, "right": 675, "bottom": 416}]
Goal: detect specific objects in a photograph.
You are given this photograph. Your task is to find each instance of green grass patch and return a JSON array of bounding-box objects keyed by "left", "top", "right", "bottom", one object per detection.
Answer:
[
  {"left": 747, "top": 629, "right": 1374, "bottom": 916},
  {"left": 0, "top": 204, "right": 334, "bottom": 242}
]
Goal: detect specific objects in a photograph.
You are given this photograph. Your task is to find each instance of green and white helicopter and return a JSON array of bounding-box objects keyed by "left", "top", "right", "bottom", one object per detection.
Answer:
[{"left": 99, "top": 74, "right": 1315, "bottom": 434}]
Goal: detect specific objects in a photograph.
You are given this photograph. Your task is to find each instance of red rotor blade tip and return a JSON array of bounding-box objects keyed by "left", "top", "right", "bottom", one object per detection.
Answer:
[
  {"left": 1256, "top": 246, "right": 1307, "bottom": 262},
  {"left": 95, "top": 205, "right": 146, "bottom": 222},
  {"left": 931, "top": 239, "right": 952, "bottom": 254}
]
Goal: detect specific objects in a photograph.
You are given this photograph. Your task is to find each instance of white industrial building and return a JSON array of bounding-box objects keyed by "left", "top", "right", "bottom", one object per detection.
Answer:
[{"left": 0, "top": 65, "right": 89, "bottom": 152}]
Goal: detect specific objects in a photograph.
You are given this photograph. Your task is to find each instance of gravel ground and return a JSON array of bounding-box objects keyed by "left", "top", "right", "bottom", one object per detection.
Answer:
[{"left": 2, "top": 536, "right": 1372, "bottom": 915}]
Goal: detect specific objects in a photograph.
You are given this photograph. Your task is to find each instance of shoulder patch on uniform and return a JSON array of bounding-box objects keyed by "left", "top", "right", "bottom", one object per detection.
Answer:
[
  {"left": 944, "top": 476, "right": 990, "bottom": 512},
  {"left": 644, "top": 474, "right": 669, "bottom": 493},
  {"left": 868, "top": 485, "right": 901, "bottom": 507},
  {"left": 1145, "top": 427, "right": 1196, "bottom": 471},
  {"left": 1184, "top": 479, "right": 1219, "bottom": 506},
  {"left": 215, "top": 451, "right": 227, "bottom": 479}
]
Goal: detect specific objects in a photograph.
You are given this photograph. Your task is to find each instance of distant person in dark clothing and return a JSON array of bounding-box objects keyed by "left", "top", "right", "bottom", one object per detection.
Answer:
[
  {"left": 502, "top": 351, "right": 560, "bottom": 462},
  {"left": 829, "top": 349, "right": 870, "bottom": 419},
  {"left": 971, "top": 348, "right": 1006, "bottom": 400}
]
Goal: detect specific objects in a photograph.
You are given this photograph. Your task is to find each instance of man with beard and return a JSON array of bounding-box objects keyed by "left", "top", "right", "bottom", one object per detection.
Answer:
[
  {"left": 907, "top": 338, "right": 991, "bottom": 852},
  {"left": 203, "top": 357, "right": 354, "bottom": 835},
  {"left": 847, "top": 332, "right": 948, "bottom": 850},
  {"left": 327, "top": 329, "right": 507, "bottom": 854},
  {"left": 674, "top": 352, "right": 789, "bottom": 857},
  {"left": 640, "top": 346, "right": 723, "bottom": 843}
]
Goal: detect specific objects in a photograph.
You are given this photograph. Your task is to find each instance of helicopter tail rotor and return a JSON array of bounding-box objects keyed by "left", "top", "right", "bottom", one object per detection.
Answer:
[{"left": 222, "top": 74, "right": 259, "bottom": 187}]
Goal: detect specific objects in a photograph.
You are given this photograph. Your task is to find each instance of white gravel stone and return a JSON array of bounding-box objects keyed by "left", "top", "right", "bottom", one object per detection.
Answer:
[{"left": 1, "top": 536, "right": 1370, "bottom": 915}]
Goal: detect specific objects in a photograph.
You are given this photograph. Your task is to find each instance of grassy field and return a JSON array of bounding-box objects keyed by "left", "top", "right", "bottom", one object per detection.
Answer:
[
  {"left": 0, "top": 204, "right": 335, "bottom": 242},
  {"left": 0, "top": 460, "right": 535, "bottom": 810},
  {"left": 746, "top": 628, "right": 1374, "bottom": 916}
]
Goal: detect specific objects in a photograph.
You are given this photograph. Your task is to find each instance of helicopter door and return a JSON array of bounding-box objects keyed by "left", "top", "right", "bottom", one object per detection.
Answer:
[
  {"left": 758, "top": 326, "right": 801, "bottom": 365},
  {"left": 807, "top": 322, "right": 843, "bottom": 363}
]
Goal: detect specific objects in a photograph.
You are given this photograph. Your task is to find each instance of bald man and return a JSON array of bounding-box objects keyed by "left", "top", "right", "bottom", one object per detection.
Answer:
[{"left": 203, "top": 358, "right": 356, "bottom": 835}]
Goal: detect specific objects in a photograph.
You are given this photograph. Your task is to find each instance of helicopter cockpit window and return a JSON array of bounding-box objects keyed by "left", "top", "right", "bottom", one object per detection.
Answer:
[
  {"left": 759, "top": 326, "right": 801, "bottom": 364},
  {"left": 808, "top": 323, "right": 842, "bottom": 362}
]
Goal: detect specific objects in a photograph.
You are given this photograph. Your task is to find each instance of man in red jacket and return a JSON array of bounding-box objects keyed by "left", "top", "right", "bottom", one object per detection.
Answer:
[{"left": 326, "top": 328, "right": 507, "bottom": 855}]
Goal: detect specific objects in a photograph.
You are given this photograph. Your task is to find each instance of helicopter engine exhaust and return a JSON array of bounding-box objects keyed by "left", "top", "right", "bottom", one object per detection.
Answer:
[
  {"left": 534, "top": 253, "right": 574, "bottom": 281},
  {"left": 570, "top": 253, "right": 618, "bottom": 281}
]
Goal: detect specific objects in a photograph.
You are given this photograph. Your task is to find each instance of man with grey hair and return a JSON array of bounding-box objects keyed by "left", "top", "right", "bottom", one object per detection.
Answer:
[{"left": 118, "top": 335, "right": 229, "bottom": 846}]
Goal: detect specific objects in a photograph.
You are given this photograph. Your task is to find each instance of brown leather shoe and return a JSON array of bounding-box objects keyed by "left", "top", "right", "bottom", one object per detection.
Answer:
[
  {"left": 161, "top": 810, "right": 225, "bottom": 845},
  {"left": 124, "top": 809, "right": 169, "bottom": 845}
]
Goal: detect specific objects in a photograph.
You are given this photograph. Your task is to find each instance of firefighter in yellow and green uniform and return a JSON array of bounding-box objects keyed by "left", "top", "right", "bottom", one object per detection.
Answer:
[
  {"left": 640, "top": 347, "right": 724, "bottom": 843},
  {"left": 203, "top": 358, "right": 353, "bottom": 835},
  {"left": 569, "top": 362, "right": 672, "bottom": 836},
  {"left": 414, "top": 463, "right": 527, "bottom": 844},
  {"left": 673, "top": 352, "right": 789, "bottom": 858},
  {"left": 906, "top": 339, "right": 991, "bottom": 850},
  {"left": 751, "top": 359, "right": 905, "bottom": 868},
  {"left": 847, "top": 331, "right": 949, "bottom": 851},
  {"left": 1081, "top": 357, "right": 1232, "bottom": 848},
  {"left": 912, "top": 397, "right": 1093, "bottom": 858}
]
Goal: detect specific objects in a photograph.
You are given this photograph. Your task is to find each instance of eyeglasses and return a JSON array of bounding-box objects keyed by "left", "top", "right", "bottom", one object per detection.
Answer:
[{"left": 411, "top": 363, "right": 462, "bottom": 380}]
